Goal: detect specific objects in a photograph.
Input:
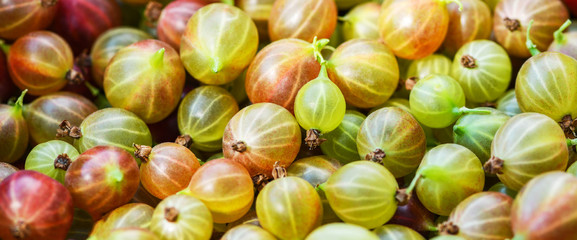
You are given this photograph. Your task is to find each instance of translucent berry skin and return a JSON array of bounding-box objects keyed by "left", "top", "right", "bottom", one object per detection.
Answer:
[
  {"left": 180, "top": 3, "right": 258, "bottom": 85},
  {"left": 221, "top": 224, "right": 276, "bottom": 240},
  {"left": 149, "top": 194, "right": 213, "bottom": 240},
  {"left": 306, "top": 223, "right": 380, "bottom": 240},
  {"left": 548, "top": 32, "right": 577, "bottom": 59},
  {"left": 321, "top": 110, "right": 365, "bottom": 164},
  {"left": 237, "top": 0, "right": 276, "bottom": 41},
  {"left": 341, "top": 2, "right": 380, "bottom": 41},
  {"left": 496, "top": 90, "right": 521, "bottom": 117},
  {"left": 8, "top": 31, "right": 74, "bottom": 96},
  {"left": 157, "top": 0, "right": 206, "bottom": 51},
  {"left": 104, "top": 39, "right": 185, "bottom": 124},
  {"left": 89, "top": 203, "right": 153, "bottom": 239},
  {"left": 0, "top": 99, "right": 28, "bottom": 164},
  {"left": 268, "top": 0, "right": 337, "bottom": 42},
  {"left": 442, "top": 0, "right": 492, "bottom": 56},
  {"left": 0, "top": 0, "right": 58, "bottom": 40},
  {"left": 25, "top": 140, "right": 79, "bottom": 184},
  {"left": 108, "top": 228, "right": 159, "bottom": 240},
  {"left": 373, "top": 224, "right": 425, "bottom": 240}
]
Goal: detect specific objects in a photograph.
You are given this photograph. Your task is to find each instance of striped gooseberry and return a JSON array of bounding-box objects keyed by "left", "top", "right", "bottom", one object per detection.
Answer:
[
  {"left": 378, "top": 0, "right": 460, "bottom": 59},
  {"left": 340, "top": 2, "right": 380, "bottom": 41},
  {"left": 397, "top": 54, "right": 452, "bottom": 98},
  {"left": 442, "top": 0, "right": 492, "bottom": 56},
  {"left": 177, "top": 86, "right": 239, "bottom": 148},
  {"left": 548, "top": 20, "right": 577, "bottom": 59},
  {"left": 326, "top": 39, "right": 399, "bottom": 108},
  {"left": 451, "top": 40, "right": 512, "bottom": 103},
  {"left": 453, "top": 108, "right": 511, "bottom": 164},
  {"left": 294, "top": 38, "right": 346, "bottom": 149},
  {"left": 50, "top": 0, "right": 121, "bottom": 55},
  {"left": 180, "top": 3, "right": 258, "bottom": 85},
  {"left": 8, "top": 31, "right": 81, "bottom": 96},
  {"left": 23, "top": 92, "right": 97, "bottom": 145},
  {"left": 24, "top": 140, "right": 79, "bottom": 184},
  {"left": 496, "top": 90, "right": 521, "bottom": 117},
  {"left": 322, "top": 161, "right": 399, "bottom": 229},
  {"left": 104, "top": 39, "right": 185, "bottom": 124},
  {"left": 493, "top": 0, "right": 569, "bottom": 58},
  {"left": 409, "top": 74, "right": 490, "bottom": 128},
  {"left": 149, "top": 194, "right": 213, "bottom": 240},
  {"left": 221, "top": 224, "right": 276, "bottom": 240},
  {"left": 511, "top": 172, "right": 577, "bottom": 239},
  {"left": 357, "top": 107, "right": 426, "bottom": 178},
  {"left": 0, "top": 90, "right": 28, "bottom": 163},
  {"left": 373, "top": 224, "right": 425, "bottom": 240},
  {"left": 237, "top": 0, "right": 275, "bottom": 41},
  {"left": 485, "top": 113, "right": 569, "bottom": 191},
  {"left": 320, "top": 110, "right": 366, "bottom": 164},
  {"left": 0, "top": 163, "right": 17, "bottom": 182},
  {"left": 89, "top": 203, "right": 153, "bottom": 239},
  {"left": 404, "top": 144, "right": 485, "bottom": 216},
  {"left": 0, "top": 0, "right": 57, "bottom": 40},
  {"left": 245, "top": 39, "right": 320, "bottom": 113},
  {"left": 268, "top": 0, "right": 337, "bottom": 42},
  {"left": 90, "top": 27, "right": 151, "bottom": 87},
  {"left": 134, "top": 143, "right": 200, "bottom": 199},
  {"left": 155, "top": 0, "right": 206, "bottom": 51},
  {"left": 0, "top": 171, "right": 74, "bottom": 240},
  {"left": 305, "top": 223, "right": 380, "bottom": 240},
  {"left": 439, "top": 192, "right": 513, "bottom": 240},
  {"left": 108, "top": 228, "right": 159, "bottom": 240},
  {"left": 65, "top": 146, "right": 140, "bottom": 219},
  {"left": 182, "top": 158, "right": 254, "bottom": 224},
  {"left": 57, "top": 108, "right": 153, "bottom": 160},
  {"left": 223, "top": 103, "right": 301, "bottom": 177},
  {"left": 256, "top": 175, "right": 323, "bottom": 240}
]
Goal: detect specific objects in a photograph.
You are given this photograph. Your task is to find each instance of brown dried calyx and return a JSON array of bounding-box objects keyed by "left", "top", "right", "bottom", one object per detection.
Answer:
[
  {"left": 559, "top": 115, "right": 577, "bottom": 139},
  {"left": 54, "top": 154, "right": 72, "bottom": 170},
  {"left": 484, "top": 156, "right": 504, "bottom": 174},
  {"left": 10, "top": 220, "right": 28, "bottom": 240},
  {"left": 175, "top": 135, "right": 193, "bottom": 149},
  {"left": 65, "top": 68, "right": 84, "bottom": 85},
  {"left": 480, "top": 102, "right": 497, "bottom": 108},
  {"left": 439, "top": 221, "right": 460, "bottom": 235},
  {"left": 272, "top": 161, "right": 287, "bottom": 180},
  {"left": 145, "top": 1, "right": 163, "bottom": 25},
  {"left": 304, "top": 129, "right": 326, "bottom": 150},
  {"left": 461, "top": 55, "right": 477, "bottom": 68},
  {"left": 133, "top": 144, "right": 153, "bottom": 163},
  {"left": 56, "top": 120, "right": 82, "bottom": 139},
  {"left": 395, "top": 188, "right": 410, "bottom": 206},
  {"left": 41, "top": 0, "right": 57, "bottom": 7},
  {"left": 365, "top": 149, "right": 386, "bottom": 165},
  {"left": 252, "top": 174, "right": 270, "bottom": 192},
  {"left": 398, "top": 77, "right": 417, "bottom": 91},
  {"left": 164, "top": 207, "right": 179, "bottom": 222},
  {"left": 504, "top": 17, "right": 521, "bottom": 31},
  {"left": 232, "top": 141, "right": 247, "bottom": 153}
]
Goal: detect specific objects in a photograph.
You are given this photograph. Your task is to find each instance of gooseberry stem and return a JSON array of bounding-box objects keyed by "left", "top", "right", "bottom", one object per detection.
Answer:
[
  {"left": 440, "top": 0, "right": 463, "bottom": 11},
  {"left": 84, "top": 81, "right": 100, "bottom": 97},
  {"left": 221, "top": 0, "right": 234, "bottom": 5},
  {"left": 0, "top": 40, "right": 9, "bottom": 55},
  {"left": 404, "top": 173, "right": 422, "bottom": 196},
  {"left": 337, "top": 16, "right": 348, "bottom": 22},
  {"left": 150, "top": 48, "right": 165, "bottom": 69},
  {"left": 316, "top": 182, "right": 327, "bottom": 192},
  {"left": 554, "top": 19, "right": 572, "bottom": 44},
  {"left": 526, "top": 19, "right": 541, "bottom": 56},
  {"left": 311, "top": 36, "right": 330, "bottom": 65},
  {"left": 176, "top": 188, "right": 193, "bottom": 196},
  {"left": 108, "top": 167, "right": 124, "bottom": 186},
  {"left": 453, "top": 125, "right": 466, "bottom": 136},
  {"left": 11, "top": 90, "right": 27, "bottom": 115},
  {"left": 567, "top": 138, "right": 577, "bottom": 147},
  {"left": 458, "top": 107, "right": 492, "bottom": 115}
]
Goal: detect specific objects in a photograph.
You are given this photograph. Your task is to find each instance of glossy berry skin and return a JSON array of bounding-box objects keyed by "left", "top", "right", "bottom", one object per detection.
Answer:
[
  {"left": 180, "top": 3, "right": 258, "bottom": 85},
  {"left": 388, "top": 196, "right": 437, "bottom": 234},
  {"left": 268, "top": 0, "right": 337, "bottom": 42},
  {"left": 0, "top": 171, "right": 74, "bottom": 240},
  {"left": 185, "top": 159, "right": 254, "bottom": 224},
  {"left": 149, "top": 194, "right": 213, "bottom": 240},
  {"left": 257, "top": 176, "right": 323, "bottom": 240},
  {"left": 25, "top": 140, "right": 79, "bottom": 184},
  {"left": 357, "top": 107, "right": 426, "bottom": 178},
  {"left": 0, "top": 0, "right": 58, "bottom": 40},
  {"left": 237, "top": 0, "right": 275, "bottom": 41},
  {"left": 373, "top": 224, "right": 425, "bottom": 240},
  {"left": 327, "top": 39, "right": 399, "bottom": 108},
  {"left": 8, "top": 31, "right": 74, "bottom": 96},
  {"left": 516, "top": 52, "right": 577, "bottom": 122},
  {"left": 24, "top": 92, "right": 97, "bottom": 145},
  {"left": 451, "top": 40, "right": 512, "bottom": 103},
  {"left": 50, "top": 0, "right": 121, "bottom": 55},
  {"left": 89, "top": 203, "right": 154, "bottom": 239},
  {"left": 305, "top": 223, "right": 380, "bottom": 240},
  {"left": 548, "top": 32, "right": 577, "bottom": 59},
  {"left": 108, "top": 228, "right": 159, "bottom": 240},
  {"left": 104, "top": 39, "right": 185, "bottom": 124},
  {"left": 341, "top": 2, "right": 380, "bottom": 41},
  {"left": 157, "top": 0, "right": 206, "bottom": 51},
  {"left": 65, "top": 146, "right": 140, "bottom": 219},
  {"left": 324, "top": 161, "right": 399, "bottom": 229},
  {"left": 73, "top": 108, "right": 153, "bottom": 158},
  {"left": 493, "top": 0, "right": 569, "bottom": 58},
  {"left": 496, "top": 90, "right": 521, "bottom": 117},
  {"left": 379, "top": 0, "right": 450, "bottom": 59},
  {"left": 221, "top": 224, "right": 276, "bottom": 240},
  {"left": 0, "top": 91, "right": 28, "bottom": 163},
  {"left": 223, "top": 103, "right": 301, "bottom": 177},
  {"left": 489, "top": 113, "right": 568, "bottom": 191},
  {"left": 0, "top": 163, "right": 18, "bottom": 182},
  {"left": 140, "top": 143, "right": 200, "bottom": 199},
  {"left": 90, "top": 27, "right": 152, "bottom": 87},
  {"left": 511, "top": 172, "right": 577, "bottom": 240},
  {"left": 415, "top": 144, "right": 485, "bottom": 216},
  {"left": 407, "top": 54, "right": 452, "bottom": 81},
  {"left": 444, "top": 192, "right": 513, "bottom": 240},
  {"left": 321, "top": 110, "right": 365, "bottom": 164},
  {"left": 442, "top": 0, "right": 492, "bottom": 56}
]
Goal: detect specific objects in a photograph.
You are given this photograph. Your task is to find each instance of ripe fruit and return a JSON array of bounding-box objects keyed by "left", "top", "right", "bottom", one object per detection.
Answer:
[
  {"left": 0, "top": 0, "right": 58, "bottom": 40},
  {"left": 357, "top": 107, "right": 427, "bottom": 178},
  {"left": 108, "top": 228, "right": 159, "bottom": 240},
  {"left": 341, "top": 2, "right": 380, "bottom": 41},
  {"left": 320, "top": 110, "right": 366, "bottom": 164},
  {"left": 25, "top": 140, "right": 79, "bottom": 184},
  {"left": 221, "top": 224, "right": 276, "bottom": 240},
  {"left": 223, "top": 103, "right": 301, "bottom": 177},
  {"left": 373, "top": 224, "right": 425, "bottom": 240},
  {"left": 548, "top": 20, "right": 577, "bottom": 59},
  {"left": 388, "top": 196, "right": 437, "bottom": 234},
  {"left": 496, "top": 90, "right": 522, "bottom": 117},
  {"left": 237, "top": 0, "right": 275, "bottom": 40},
  {"left": 485, "top": 113, "right": 569, "bottom": 191},
  {"left": 305, "top": 223, "right": 380, "bottom": 240},
  {"left": 89, "top": 203, "right": 154, "bottom": 239},
  {"left": 0, "top": 163, "right": 18, "bottom": 181},
  {"left": 65, "top": 146, "right": 140, "bottom": 219},
  {"left": 104, "top": 39, "right": 185, "bottom": 124},
  {"left": 180, "top": 3, "right": 258, "bottom": 85},
  {"left": 268, "top": 0, "right": 337, "bottom": 42},
  {"left": 135, "top": 143, "right": 200, "bottom": 199},
  {"left": 398, "top": 54, "right": 452, "bottom": 98},
  {"left": 156, "top": 0, "right": 206, "bottom": 51},
  {"left": 442, "top": 0, "right": 492, "bottom": 56},
  {"left": 149, "top": 194, "right": 213, "bottom": 240},
  {"left": 0, "top": 170, "right": 74, "bottom": 240},
  {"left": 0, "top": 90, "right": 28, "bottom": 163}
]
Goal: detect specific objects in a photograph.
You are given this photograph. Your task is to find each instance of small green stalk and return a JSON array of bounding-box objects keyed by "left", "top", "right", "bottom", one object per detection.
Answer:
[
  {"left": 0, "top": 40, "right": 9, "bottom": 55},
  {"left": 554, "top": 19, "right": 572, "bottom": 45},
  {"left": 439, "top": 0, "right": 463, "bottom": 11},
  {"left": 221, "top": 0, "right": 234, "bottom": 5},
  {"left": 11, "top": 90, "right": 27, "bottom": 116},
  {"left": 337, "top": 16, "right": 349, "bottom": 22},
  {"left": 567, "top": 138, "right": 577, "bottom": 147},
  {"left": 150, "top": 48, "right": 165, "bottom": 69},
  {"left": 84, "top": 81, "right": 100, "bottom": 97},
  {"left": 107, "top": 167, "right": 124, "bottom": 187},
  {"left": 211, "top": 57, "right": 223, "bottom": 73},
  {"left": 177, "top": 188, "right": 193, "bottom": 196},
  {"left": 453, "top": 125, "right": 466, "bottom": 136},
  {"left": 404, "top": 172, "right": 422, "bottom": 195},
  {"left": 311, "top": 36, "right": 330, "bottom": 65},
  {"left": 526, "top": 19, "right": 541, "bottom": 56},
  {"left": 316, "top": 182, "right": 327, "bottom": 192},
  {"left": 458, "top": 107, "right": 492, "bottom": 115}
]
